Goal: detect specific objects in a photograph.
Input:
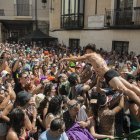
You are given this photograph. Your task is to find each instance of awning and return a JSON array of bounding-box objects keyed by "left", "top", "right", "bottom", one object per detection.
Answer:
[{"left": 21, "top": 29, "right": 57, "bottom": 41}]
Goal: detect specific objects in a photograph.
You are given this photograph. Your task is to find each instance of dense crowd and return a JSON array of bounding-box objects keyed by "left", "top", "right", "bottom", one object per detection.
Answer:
[{"left": 0, "top": 42, "right": 139, "bottom": 140}]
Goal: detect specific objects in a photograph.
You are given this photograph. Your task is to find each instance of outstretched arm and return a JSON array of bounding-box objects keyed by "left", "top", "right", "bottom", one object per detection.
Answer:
[{"left": 60, "top": 55, "right": 88, "bottom": 62}]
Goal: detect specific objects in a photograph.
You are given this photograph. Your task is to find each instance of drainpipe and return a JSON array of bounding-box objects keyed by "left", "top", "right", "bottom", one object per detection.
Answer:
[
  {"left": 35, "top": 0, "right": 38, "bottom": 29},
  {"left": 95, "top": 0, "right": 97, "bottom": 15}
]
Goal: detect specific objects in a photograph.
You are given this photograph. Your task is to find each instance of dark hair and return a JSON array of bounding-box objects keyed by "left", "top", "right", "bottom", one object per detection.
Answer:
[
  {"left": 68, "top": 73, "right": 78, "bottom": 86},
  {"left": 9, "top": 108, "right": 25, "bottom": 137},
  {"left": 85, "top": 44, "right": 96, "bottom": 52},
  {"left": 0, "top": 52, "right": 6, "bottom": 59},
  {"left": 15, "top": 91, "right": 32, "bottom": 107},
  {"left": 47, "top": 95, "right": 63, "bottom": 116},
  {"left": 59, "top": 85, "right": 68, "bottom": 96},
  {"left": 43, "top": 83, "right": 53, "bottom": 96},
  {"left": 136, "top": 74, "right": 140, "bottom": 82},
  {"left": 97, "top": 93, "right": 107, "bottom": 107},
  {"left": 42, "top": 65, "right": 47, "bottom": 75},
  {"left": 50, "top": 118, "right": 64, "bottom": 131}
]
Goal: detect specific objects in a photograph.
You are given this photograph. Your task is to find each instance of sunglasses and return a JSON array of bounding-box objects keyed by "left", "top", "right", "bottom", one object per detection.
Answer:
[{"left": 68, "top": 102, "right": 79, "bottom": 110}]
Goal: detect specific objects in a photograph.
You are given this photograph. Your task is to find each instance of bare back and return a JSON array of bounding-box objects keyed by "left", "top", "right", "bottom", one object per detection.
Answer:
[{"left": 85, "top": 53, "right": 109, "bottom": 76}]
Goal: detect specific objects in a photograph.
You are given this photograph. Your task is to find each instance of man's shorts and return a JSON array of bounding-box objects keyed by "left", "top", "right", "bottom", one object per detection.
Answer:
[{"left": 104, "top": 69, "right": 119, "bottom": 85}]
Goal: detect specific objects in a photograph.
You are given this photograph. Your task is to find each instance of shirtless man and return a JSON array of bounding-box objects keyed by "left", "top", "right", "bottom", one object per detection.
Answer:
[{"left": 60, "top": 44, "right": 140, "bottom": 106}]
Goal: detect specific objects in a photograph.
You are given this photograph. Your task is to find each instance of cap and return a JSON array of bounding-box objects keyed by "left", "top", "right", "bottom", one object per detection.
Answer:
[
  {"left": 16, "top": 91, "right": 32, "bottom": 107},
  {"left": 69, "top": 61, "right": 76, "bottom": 67}
]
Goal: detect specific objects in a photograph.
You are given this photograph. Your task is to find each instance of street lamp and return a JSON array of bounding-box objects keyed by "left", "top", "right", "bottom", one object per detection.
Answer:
[{"left": 42, "top": 0, "right": 47, "bottom": 9}]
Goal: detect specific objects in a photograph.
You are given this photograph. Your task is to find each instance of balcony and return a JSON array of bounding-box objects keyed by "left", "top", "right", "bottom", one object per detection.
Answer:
[
  {"left": 105, "top": 8, "right": 140, "bottom": 29},
  {"left": 61, "top": 14, "right": 84, "bottom": 30}
]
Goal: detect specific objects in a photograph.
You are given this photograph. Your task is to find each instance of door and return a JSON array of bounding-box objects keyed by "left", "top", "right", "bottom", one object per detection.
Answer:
[{"left": 69, "top": 38, "right": 80, "bottom": 53}]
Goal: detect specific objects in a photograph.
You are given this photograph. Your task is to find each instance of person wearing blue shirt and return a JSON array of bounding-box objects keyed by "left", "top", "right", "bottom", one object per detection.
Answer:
[{"left": 39, "top": 118, "right": 68, "bottom": 140}]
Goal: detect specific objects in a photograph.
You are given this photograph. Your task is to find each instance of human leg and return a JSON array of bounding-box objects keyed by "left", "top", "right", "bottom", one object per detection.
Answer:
[{"left": 109, "top": 77, "right": 140, "bottom": 106}]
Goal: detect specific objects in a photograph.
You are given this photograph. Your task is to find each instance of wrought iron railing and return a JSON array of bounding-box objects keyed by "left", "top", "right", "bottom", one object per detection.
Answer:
[
  {"left": 105, "top": 8, "right": 140, "bottom": 27},
  {"left": 61, "top": 14, "right": 84, "bottom": 29}
]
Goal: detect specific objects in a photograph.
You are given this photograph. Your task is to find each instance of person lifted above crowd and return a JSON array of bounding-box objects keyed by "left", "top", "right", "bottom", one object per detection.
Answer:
[{"left": 60, "top": 44, "right": 140, "bottom": 106}]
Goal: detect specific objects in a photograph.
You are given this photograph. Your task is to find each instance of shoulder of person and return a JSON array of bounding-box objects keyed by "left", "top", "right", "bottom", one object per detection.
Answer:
[
  {"left": 6, "top": 131, "right": 18, "bottom": 140},
  {"left": 45, "top": 113, "right": 54, "bottom": 119},
  {"left": 39, "top": 130, "right": 48, "bottom": 140},
  {"left": 61, "top": 132, "right": 69, "bottom": 140}
]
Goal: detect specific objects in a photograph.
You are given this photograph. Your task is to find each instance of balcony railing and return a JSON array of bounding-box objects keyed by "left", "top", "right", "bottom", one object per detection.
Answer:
[
  {"left": 61, "top": 14, "right": 84, "bottom": 29},
  {"left": 105, "top": 8, "right": 140, "bottom": 28}
]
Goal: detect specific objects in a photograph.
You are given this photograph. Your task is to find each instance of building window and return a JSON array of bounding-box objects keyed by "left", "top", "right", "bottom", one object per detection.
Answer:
[
  {"left": 16, "top": 0, "right": 30, "bottom": 16},
  {"left": 115, "top": 0, "right": 133, "bottom": 25},
  {"left": 69, "top": 38, "right": 80, "bottom": 53},
  {"left": 112, "top": 41, "right": 129, "bottom": 54},
  {"left": 61, "top": 0, "right": 84, "bottom": 29},
  {"left": 0, "top": 9, "right": 4, "bottom": 16},
  {"left": 116, "top": 0, "right": 133, "bottom": 10}
]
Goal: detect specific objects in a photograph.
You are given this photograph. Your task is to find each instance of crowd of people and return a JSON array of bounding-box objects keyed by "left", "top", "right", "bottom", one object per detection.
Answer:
[{"left": 0, "top": 42, "right": 139, "bottom": 140}]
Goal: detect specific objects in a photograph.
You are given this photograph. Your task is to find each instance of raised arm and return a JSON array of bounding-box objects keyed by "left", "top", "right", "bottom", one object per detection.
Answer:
[{"left": 60, "top": 54, "right": 88, "bottom": 62}]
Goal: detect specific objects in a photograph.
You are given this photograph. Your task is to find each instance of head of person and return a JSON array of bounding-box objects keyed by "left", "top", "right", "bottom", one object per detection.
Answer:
[
  {"left": 0, "top": 52, "right": 7, "bottom": 59},
  {"left": 50, "top": 118, "right": 65, "bottom": 137},
  {"left": 15, "top": 91, "right": 32, "bottom": 108},
  {"left": 58, "top": 74, "right": 68, "bottom": 83},
  {"left": 32, "top": 65, "right": 39, "bottom": 76},
  {"left": 84, "top": 44, "right": 96, "bottom": 54},
  {"left": 18, "top": 71, "right": 30, "bottom": 86},
  {"left": 126, "top": 61, "right": 132, "bottom": 70},
  {"left": 76, "top": 96, "right": 85, "bottom": 106},
  {"left": 42, "top": 64, "right": 48, "bottom": 75},
  {"left": 97, "top": 93, "right": 109, "bottom": 108},
  {"left": 43, "top": 82, "right": 54, "bottom": 96},
  {"left": 51, "top": 64, "right": 57, "bottom": 72},
  {"left": 12, "top": 60, "right": 23, "bottom": 71},
  {"left": 68, "top": 73, "right": 79, "bottom": 86},
  {"left": 47, "top": 95, "right": 63, "bottom": 116},
  {"left": 9, "top": 108, "right": 25, "bottom": 137},
  {"left": 67, "top": 100, "right": 80, "bottom": 117}
]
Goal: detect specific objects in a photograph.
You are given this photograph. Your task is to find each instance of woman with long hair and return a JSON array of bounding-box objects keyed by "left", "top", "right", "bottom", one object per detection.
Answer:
[
  {"left": 43, "top": 96, "right": 63, "bottom": 129},
  {"left": 6, "top": 108, "right": 27, "bottom": 140}
]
